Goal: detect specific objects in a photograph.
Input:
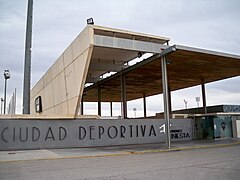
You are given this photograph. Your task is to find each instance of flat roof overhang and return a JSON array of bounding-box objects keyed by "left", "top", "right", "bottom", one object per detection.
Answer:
[
  {"left": 30, "top": 25, "right": 170, "bottom": 116},
  {"left": 83, "top": 45, "right": 240, "bottom": 102},
  {"left": 87, "top": 25, "right": 170, "bottom": 83}
]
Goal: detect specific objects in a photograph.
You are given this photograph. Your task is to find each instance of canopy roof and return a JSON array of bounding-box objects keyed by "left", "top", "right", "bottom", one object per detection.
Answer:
[
  {"left": 30, "top": 25, "right": 170, "bottom": 116},
  {"left": 30, "top": 25, "right": 239, "bottom": 117},
  {"left": 83, "top": 45, "right": 240, "bottom": 102},
  {"left": 86, "top": 25, "right": 170, "bottom": 83}
]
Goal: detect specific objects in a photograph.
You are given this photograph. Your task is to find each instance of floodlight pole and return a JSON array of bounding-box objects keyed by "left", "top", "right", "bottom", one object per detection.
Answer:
[
  {"left": 3, "top": 79, "right": 6, "bottom": 114},
  {"left": 23, "top": 0, "right": 33, "bottom": 114},
  {"left": 3, "top": 70, "right": 10, "bottom": 114},
  {"left": 1, "top": 98, "right": 3, "bottom": 114},
  {"left": 133, "top": 108, "right": 137, "bottom": 118},
  {"left": 3, "top": 78, "right": 7, "bottom": 114}
]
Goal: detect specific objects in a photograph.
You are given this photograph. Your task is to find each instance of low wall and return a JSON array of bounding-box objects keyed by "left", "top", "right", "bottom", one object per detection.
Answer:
[
  {"left": 0, "top": 118, "right": 193, "bottom": 150},
  {"left": 232, "top": 120, "right": 240, "bottom": 138}
]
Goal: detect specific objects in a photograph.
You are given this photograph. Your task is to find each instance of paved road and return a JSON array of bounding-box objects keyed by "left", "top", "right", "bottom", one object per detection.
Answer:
[{"left": 0, "top": 145, "right": 240, "bottom": 180}]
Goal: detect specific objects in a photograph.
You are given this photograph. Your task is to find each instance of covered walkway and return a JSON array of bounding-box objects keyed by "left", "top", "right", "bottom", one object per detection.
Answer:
[{"left": 83, "top": 45, "right": 240, "bottom": 118}]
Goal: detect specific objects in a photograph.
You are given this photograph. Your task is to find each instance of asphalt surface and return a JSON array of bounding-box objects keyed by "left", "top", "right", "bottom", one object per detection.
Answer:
[
  {"left": 0, "top": 139, "right": 239, "bottom": 162},
  {"left": 0, "top": 139, "right": 240, "bottom": 179}
]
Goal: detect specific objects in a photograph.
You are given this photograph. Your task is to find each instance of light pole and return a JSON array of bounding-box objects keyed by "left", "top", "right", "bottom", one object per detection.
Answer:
[
  {"left": 3, "top": 70, "right": 10, "bottom": 114},
  {"left": 133, "top": 108, "right": 137, "bottom": 118},
  {"left": 183, "top": 99, "right": 188, "bottom": 109},
  {"left": 23, "top": 0, "right": 33, "bottom": 114},
  {"left": 196, "top": 97, "right": 200, "bottom": 108},
  {"left": 1, "top": 98, "right": 3, "bottom": 114}
]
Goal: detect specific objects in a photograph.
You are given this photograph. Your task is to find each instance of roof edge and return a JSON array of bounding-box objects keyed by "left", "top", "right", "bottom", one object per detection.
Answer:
[
  {"left": 89, "top": 25, "right": 170, "bottom": 42},
  {"left": 175, "top": 44, "right": 240, "bottom": 59}
]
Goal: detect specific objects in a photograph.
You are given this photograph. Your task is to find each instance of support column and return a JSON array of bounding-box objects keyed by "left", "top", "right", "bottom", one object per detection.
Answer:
[
  {"left": 121, "top": 74, "right": 127, "bottom": 119},
  {"left": 80, "top": 97, "right": 84, "bottom": 115},
  {"left": 110, "top": 102, "right": 113, "bottom": 117},
  {"left": 168, "top": 87, "right": 172, "bottom": 118},
  {"left": 98, "top": 86, "right": 101, "bottom": 116},
  {"left": 143, "top": 93, "right": 147, "bottom": 118},
  {"left": 201, "top": 81, "right": 207, "bottom": 114},
  {"left": 161, "top": 56, "right": 171, "bottom": 149}
]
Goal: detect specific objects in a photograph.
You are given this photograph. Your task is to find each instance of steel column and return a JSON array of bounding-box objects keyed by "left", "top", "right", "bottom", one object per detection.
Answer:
[
  {"left": 143, "top": 93, "right": 147, "bottom": 118},
  {"left": 121, "top": 74, "right": 127, "bottom": 119},
  {"left": 161, "top": 56, "right": 171, "bottom": 149},
  {"left": 80, "top": 97, "right": 84, "bottom": 115},
  {"left": 168, "top": 87, "right": 172, "bottom": 118},
  {"left": 98, "top": 86, "right": 101, "bottom": 116},
  {"left": 201, "top": 82, "right": 207, "bottom": 114},
  {"left": 110, "top": 102, "right": 113, "bottom": 117}
]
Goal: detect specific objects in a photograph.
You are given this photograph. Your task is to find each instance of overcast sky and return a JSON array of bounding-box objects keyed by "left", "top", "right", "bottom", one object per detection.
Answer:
[{"left": 0, "top": 0, "right": 240, "bottom": 116}]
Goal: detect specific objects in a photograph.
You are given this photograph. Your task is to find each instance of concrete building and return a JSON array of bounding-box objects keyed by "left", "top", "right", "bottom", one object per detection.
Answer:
[
  {"left": 156, "top": 105, "right": 240, "bottom": 119},
  {"left": 1, "top": 24, "right": 240, "bottom": 150},
  {"left": 30, "top": 25, "right": 170, "bottom": 117},
  {"left": 31, "top": 25, "right": 240, "bottom": 119}
]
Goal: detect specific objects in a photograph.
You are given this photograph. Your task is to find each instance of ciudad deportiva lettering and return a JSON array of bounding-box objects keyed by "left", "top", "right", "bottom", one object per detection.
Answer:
[
  {"left": 79, "top": 125, "right": 157, "bottom": 140},
  {"left": 1, "top": 124, "right": 158, "bottom": 143}
]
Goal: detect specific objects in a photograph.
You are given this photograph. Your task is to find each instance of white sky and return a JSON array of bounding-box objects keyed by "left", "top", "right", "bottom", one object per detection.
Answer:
[{"left": 0, "top": 0, "right": 240, "bottom": 116}]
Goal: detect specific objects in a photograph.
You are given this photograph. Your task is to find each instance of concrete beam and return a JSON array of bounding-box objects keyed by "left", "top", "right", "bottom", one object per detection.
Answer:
[
  {"left": 94, "top": 35, "right": 168, "bottom": 54},
  {"left": 89, "top": 62, "right": 129, "bottom": 72},
  {"left": 86, "top": 76, "right": 102, "bottom": 83}
]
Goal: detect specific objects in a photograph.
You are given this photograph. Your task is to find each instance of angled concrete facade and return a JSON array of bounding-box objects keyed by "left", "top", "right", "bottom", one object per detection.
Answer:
[
  {"left": 30, "top": 25, "right": 169, "bottom": 117},
  {"left": 31, "top": 26, "right": 94, "bottom": 116}
]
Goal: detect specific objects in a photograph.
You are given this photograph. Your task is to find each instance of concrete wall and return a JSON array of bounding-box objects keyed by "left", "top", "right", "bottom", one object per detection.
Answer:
[
  {"left": 0, "top": 119, "right": 192, "bottom": 150},
  {"left": 30, "top": 26, "right": 94, "bottom": 117},
  {"left": 232, "top": 120, "right": 240, "bottom": 138}
]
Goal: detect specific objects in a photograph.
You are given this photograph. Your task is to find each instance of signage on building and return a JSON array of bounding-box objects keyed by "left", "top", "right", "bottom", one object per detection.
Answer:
[{"left": 0, "top": 119, "right": 192, "bottom": 150}]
